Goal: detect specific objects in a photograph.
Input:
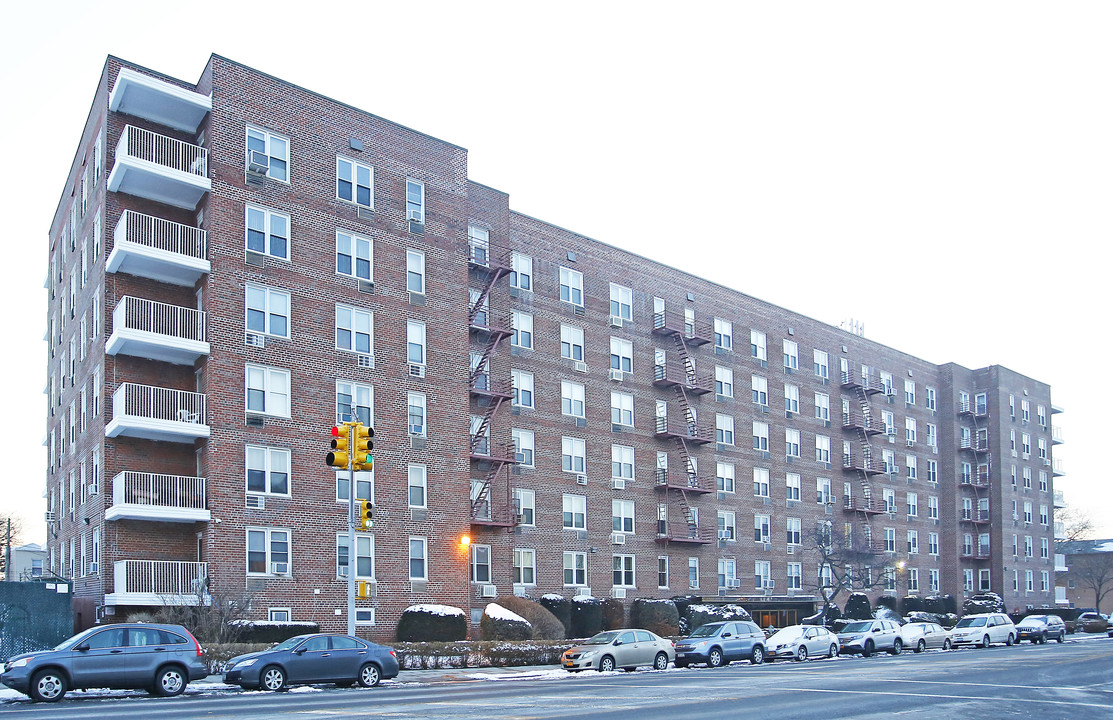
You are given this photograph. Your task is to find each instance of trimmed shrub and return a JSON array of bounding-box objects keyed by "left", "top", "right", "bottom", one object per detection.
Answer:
[
  {"left": 875, "top": 595, "right": 897, "bottom": 612},
  {"left": 672, "top": 595, "right": 702, "bottom": 635},
  {"left": 874, "top": 605, "right": 903, "bottom": 624},
  {"left": 494, "top": 596, "right": 565, "bottom": 641},
  {"left": 397, "top": 604, "right": 467, "bottom": 642},
  {"left": 480, "top": 603, "right": 532, "bottom": 641},
  {"left": 392, "top": 640, "right": 567, "bottom": 669},
  {"left": 684, "top": 603, "right": 752, "bottom": 634},
  {"left": 844, "top": 593, "right": 871, "bottom": 619},
  {"left": 962, "top": 593, "right": 1005, "bottom": 616},
  {"left": 227, "top": 620, "right": 319, "bottom": 644},
  {"left": 601, "top": 598, "right": 626, "bottom": 630},
  {"left": 925, "top": 594, "right": 958, "bottom": 616},
  {"left": 540, "top": 594, "right": 572, "bottom": 637},
  {"left": 900, "top": 596, "right": 925, "bottom": 615},
  {"left": 630, "top": 599, "right": 679, "bottom": 637},
  {"left": 570, "top": 596, "right": 603, "bottom": 638}
]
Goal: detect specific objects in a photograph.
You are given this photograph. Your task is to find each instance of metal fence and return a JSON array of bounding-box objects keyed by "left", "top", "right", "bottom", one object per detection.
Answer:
[{"left": 0, "top": 582, "right": 73, "bottom": 661}]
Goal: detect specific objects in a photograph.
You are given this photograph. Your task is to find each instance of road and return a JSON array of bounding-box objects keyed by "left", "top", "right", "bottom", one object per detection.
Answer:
[{"left": 2, "top": 638, "right": 1111, "bottom": 719}]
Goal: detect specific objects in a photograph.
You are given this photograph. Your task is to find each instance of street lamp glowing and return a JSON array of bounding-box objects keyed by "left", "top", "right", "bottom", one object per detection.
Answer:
[
  {"left": 460, "top": 535, "right": 471, "bottom": 547},
  {"left": 896, "top": 560, "right": 907, "bottom": 571}
]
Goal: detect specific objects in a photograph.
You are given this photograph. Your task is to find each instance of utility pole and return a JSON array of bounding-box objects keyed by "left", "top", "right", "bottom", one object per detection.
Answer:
[
  {"left": 327, "top": 422, "right": 373, "bottom": 636},
  {"left": 5, "top": 518, "right": 11, "bottom": 582}
]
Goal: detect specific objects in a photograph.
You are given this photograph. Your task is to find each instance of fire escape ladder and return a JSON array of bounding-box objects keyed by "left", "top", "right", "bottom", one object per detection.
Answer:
[
  {"left": 471, "top": 396, "right": 507, "bottom": 454},
  {"left": 672, "top": 332, "right": 697, "bottom": 380},
  {"left": 673, "top": 385, "right": 696, "bottom": 428},
  {"left": 467, "top": 265, "right": 509, "bottom": 326}
]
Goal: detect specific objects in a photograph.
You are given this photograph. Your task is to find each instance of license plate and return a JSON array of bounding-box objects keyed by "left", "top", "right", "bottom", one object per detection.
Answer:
[{"left": 564, "top": 661, "right": 574, "bottom": 667}]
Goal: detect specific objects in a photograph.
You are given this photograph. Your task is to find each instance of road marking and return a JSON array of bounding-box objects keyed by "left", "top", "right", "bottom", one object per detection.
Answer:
[
  {"left": 867, "top": 677, "right": 1113, "bottom": 693},
  {"left": 781, "top": 687, "right": 1113, "bottom": 709}
]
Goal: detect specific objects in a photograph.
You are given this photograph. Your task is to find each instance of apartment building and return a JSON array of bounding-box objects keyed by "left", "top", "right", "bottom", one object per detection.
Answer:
[{"left": 44, "top": 55, "right": 1065, "bottom": 637}]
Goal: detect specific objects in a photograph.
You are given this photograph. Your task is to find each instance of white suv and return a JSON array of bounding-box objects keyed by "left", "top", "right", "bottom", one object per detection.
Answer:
[
  {"left": 837, "top": 619, "right": 905, "bottom": 656},
  {"left": 950, "top": 613, "right": 1016, "bottom": 648}
]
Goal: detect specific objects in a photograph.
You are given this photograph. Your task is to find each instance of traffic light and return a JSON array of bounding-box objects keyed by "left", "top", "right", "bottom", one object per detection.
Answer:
[
  {"left": 358, "top": 499, "right": 374, "bottom": 529},
  {"left": 326, "top": 425, "right": 349, "bottom": 468},
  {"left": 358, "top": 580, "right": 371, "bottom": 599},
  {"left": 352, "top": 424, "right": 374, "bottom": 471}
]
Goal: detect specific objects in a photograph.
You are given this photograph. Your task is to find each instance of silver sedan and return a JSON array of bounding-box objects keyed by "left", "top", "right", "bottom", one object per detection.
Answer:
[
  {"left": 765, "top": 625, "right": 840, "bottom": 662},
  {"left": 561, "top": 629, "right": 675, "bottom": 672},
  {"left": 901, "top": 622, "right": 953, "bottom": 652}
]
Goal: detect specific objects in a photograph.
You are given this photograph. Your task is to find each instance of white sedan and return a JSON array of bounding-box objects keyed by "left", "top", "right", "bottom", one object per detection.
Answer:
[
  {"left": 765, "top": 625, "right": 840, "bottom": 661},
  {"left": 900, "top": 622, "right": 953, "bottom": 652}
]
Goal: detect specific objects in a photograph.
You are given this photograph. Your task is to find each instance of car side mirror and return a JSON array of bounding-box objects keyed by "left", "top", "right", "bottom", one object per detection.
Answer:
[
  {"left": 872, "top": 628, "right": 881, "bottom": 632},
  {"left": 722, "top": 633, "right": 732, "bottom": 638},
  {"left": 75, "top": 643, "right": 90, "bottom": 652},
  {"left": 294, "top": 647, "right": 306, "bottom": 655},
  {"left": 613, "top": 640, "right": 623, "bottom": 646}
]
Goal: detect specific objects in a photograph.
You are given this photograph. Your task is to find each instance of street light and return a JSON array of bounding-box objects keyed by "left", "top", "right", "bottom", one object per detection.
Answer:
[{"left": 460, "top": 535, "right": 472, "bottom": 639}]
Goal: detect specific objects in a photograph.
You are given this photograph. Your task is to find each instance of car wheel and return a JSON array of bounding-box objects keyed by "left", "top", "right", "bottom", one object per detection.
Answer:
[
  {"left": 708, "top": 648, "right": 724, "bottom": 668},
  {"left": 943, "top": 639, "right": 952, "bottom": 651},
  {"left": 153, "top": 665, "right": 187, "bottom": 697},
  {"left": 261, "top": 665, "right": 287, "bottom": 691},
  {"left": 829, "top": 644, "right": 839, "bottom": 658},
  {"left": 654, "top": 652, "right": 669, "bottom": 671},
  {"left": 751, "top": 645, "right": 765, "bottom": 665},
  {"left": 980, "top": 635, "right": 991, "bottom": 649},
  {"left": 916, "top": 639, "right": 926, "bottom": 654},
  {"left": 1057, "top": 633, "right": 1064, "bottom": 644},
  {"left": 862, "top": 640, "right": 874, "bottom": 658},
  {"left": 795, "top": 645, "right": 808, "bottom": 662},
  {"left": 29, "top": 669, "right": 67, "bottom": 703},
  {"left": 599, "top": 655, "right": 616, "bottom": 673},
  {"left": 1006, "top": 634, "right": 1015, "bottom": 646},
  {"left": 890, "top": 639, "right": 902, "bottom": 656},
  {"left": 358, "top": 663, "right": 381, "bottom": 688},
  {"left": 1030, "top": 638, "right": 1039, "bottom": 644}
]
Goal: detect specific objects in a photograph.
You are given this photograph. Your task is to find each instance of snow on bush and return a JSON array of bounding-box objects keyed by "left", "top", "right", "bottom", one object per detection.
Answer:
[
  {"left": 481, "top": 603, "right": 532, "bottom": 641},
  {"left": 684, "top": 603, "right": 752, "bottom": 634},
  {"left": 397, "top": 604, "right": 467, "bottom": 642}
]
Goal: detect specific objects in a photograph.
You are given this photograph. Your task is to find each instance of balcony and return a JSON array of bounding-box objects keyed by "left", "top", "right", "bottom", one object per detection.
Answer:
[
  {"left": 106, "top": 383, "right": 209, "bottom": 443},
  {"left": 108, "top": 125, "right": 210, "bottom": 210},
  {"left": 961, "top": 475, "right": 991, "bottom": 490},
  {"left": 962, "top": 509, "right": 992, "bottom": 525},
  {"left": 105, "top": 560, "right": 209, "bottom": 607},
  {"left": 654, "top": 417, "right": 713, "bottom": 445},
  {"left": 654, "top": 469, "right": 714, "bottom": 494},
  {"left": 843, "top": 497, "right": 884, "bottom": 515},
  {"left": 842, "top": 453, "right": 886, "bottom": 476},
  {"left": 842, "top": 412, "right": 884, "bottom": 435},
  {"left": 1054, "top": 522, "right": 1067, "bottom": 541},
  {"left": 105, "top": 472, "right": 209, "bottom": 523},
  {"left": 107, "top": 211, "right": 209, "bottom": 286},
  {"left": 959, "top": 437, "right": 989, "bottom": 453},
  {"left": 652, "top": 365, "right": 713, "bottom": 395},
  {"left": 651, "top": 311, "right": 712, "bottom": 346},
  {"left": 1055, "top": 554, "right": 1069, "bottom": 572},
  {"left": 655, "top": 523, "right": 713, "bottom": 544},
  {"left": 1052, "top": 425, "right": 1064, "bottom": 445},
  {"left": 1052, "top": 458, "right": 1065, "bottom": 477},
  {"left": 107, "top": 296, "right": 209, "bottom": 365},
  {"left": 109, "top": 68, "right": 211, "bottom": 133},
  {"left": 1053, "top": 489, "right": 1066, "bottom": 509}
]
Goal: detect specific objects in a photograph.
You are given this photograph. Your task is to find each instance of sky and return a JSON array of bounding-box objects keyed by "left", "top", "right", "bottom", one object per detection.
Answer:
[{"left": 1, "top": 1, "right": 1110, "bottom": 544}]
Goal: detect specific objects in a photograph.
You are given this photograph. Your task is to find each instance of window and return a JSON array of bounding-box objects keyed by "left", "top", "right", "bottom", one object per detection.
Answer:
[
  {"left": 336, "top": 470, "right": 373, "bottom": 503},
  {"left": 246, "top": 205, "right": 290, "bottom": 260},
  {"left": 714, "top": 318, "right": 733, "bottom": 350},
  {"left": 512, "top": 370, "right": 534, "bottom": 408},
  {"left": 715, "top": 366, "right": 734, "bottom": 398},
  {"left": 928, "top": 532, "right": 939, "bottom": 555},
  {"left": 754, "top": 560, "right": 771, "bottom": 590},
  {"left": 884, "top": 527, "right": 896, "bottom": 553},
  {"left": 246, "top": 125, "right": 289, "bottom": 182},
  {"left": 817, "top": 477, "right": 832, "bottom": 504},
  {"left": 926, "top": 423, "right": 937, "bottom": 449},
  {"left": 513, "top": 489, "right": 535, "bottom": 526},
  {"left": 560, "top": 324, "right": 584, "bottom": 361},
  {"left": 611, "top": 391, "right": 634, "bottom": 426},
  {"left": 513, "top": 548, "right": 536, "bottom": 585},
  {"left": 689, "top": 557, "right": 700, "bottom": 589},
  {"left": 564, "top": 551, "right": 587, "bottom": 586},
  {"left": 716, "top": 414, "right": 735, "bottom": 445},
  {"left": 1024, "top": 501, "right": 1033, "bottom": 523},
  {"left": 408, "top": 464, "right": 427, "bottom": 508},
  {"left": 407, "top": 392, "right": 426, "bottom": 436},
  {"left": 927, "top": 460, "right": 938, "bottom": 483},
  {"left": 405, "top": 179, "right": 424, "bottom": 222},
  {"left": 562, "top": 437, "right": 586, "bottom": 474},
  {"left": 904, "top": 379, "right": 916, "bottom": 406},
  {"left": 1039, "top": 471, "right": 1048, "bottom": 493},
  {"left": 787, "top": 517, "right": 801, "bottom": 546},
  {"left": 908, "top": 530, "right": 919, "bottom": 554},
  {"left": 753, "top": 467, "right": 770, "bottom": 498},
  {"left": 336, "top": 380, "right": 373, "bottom": 426},
  {"left": 511, "top": 311, "right": 533, "bottom": 350},
  {"left": 1040, "top": 570, "right": 1050, "bottom": 592},
  {"left": 908, "top": 568, "right": 919, "bottom": 592},
  {"left": 751, "top": 330, "right": 767, "bottom": 361},
  {"left": 815, "top": 393, "right": 830, "bottom": 421},
  {"left": 510, "top": 252, "right": 532, "bottom": 291},
  {"left": 246, "top": 284, "right": 290, "bottom": 338},
  {"left": 559, "top": 266, "right": 584, "bottom": 306},
  {"left": 783, "top": 340, "right": 798, "bottom": 371},
  {"left": 925, "top": 386, "right": 936, "bottom": 412},
  {"left": 405, "top": 320, "right": 427, "bottom": 366},
  {"left": 246, "top": 364, "right": 290, "bottom": 417},
  {"left": 337, "top": 533, "right": 375, "bottom": 579},
  {"left": 784, "top": 384, "right": 800, "bottom": 414},
  {"left": 246, "top": 446, "right": 291, "bottom": 496},
  {"left": 964, "top": 569, "right": 974, "bottom": 592},
  {"left": 716, "top": 462, "right": 735, "bottom": 493},
  {"left": 1037, "top": 405, "right": 1047, "bottom": 428},
  {"left": 512, "top": 428, "right": 534, "bottom": 467},
  {"left": 785, "top": 428, "right": 801, "bottom": 458},
  {"left": 1040, "top": 537, "right": 1049, "bottom": 559},
  {"left": 814, "top": 349, "right": 829, "bottom": 379},
  {"left": 610, "top": 337, "right": 633, "bottom": 374},
  {"left": 752, "top": 375, "right": 768, "bottom": 406},
  {"left": 905, "top": 418, "right": 917, "bottom": 443},
  {"left": 906, "top": 455, "right": 918, "bottom": 480},
  {"left": 337, "top": 156, "right": 373, "bottom": 208},
  {"left": 1022, "top": 400, "right": 1030, "bottom": 423},
  {"left": 786, "top": 473, "right": 801, "bottom": 501},
  {"left": 609, "top": 283, "right": 633, "bottom": 321},
  {"left": 471, "top": 544, "right": 492, "bottom": 583},
  {"left": 406, "top": 250, "right": 425, "bottom": 294},
  {"left": 718, "top": 511, "right": 736, "bottom": 540},
  {"left": 612, "top": 445, "right": 634, "bottom": 480},
  {"left": 753, "top": 422, "right": 769, "bottom": 451},
  {"left": 787, "top": 562, "right": 802, "bottom": 590},
  {"left": 563, "top": 494, "right": 586, "bottom": 530},
  {"left": 612, "top": 499, "right": 635, "bottom": 534},
  {"left": 409, "top": 537, "right": 427, "bottom": 580},
  {"left": 246, "top": 527, "right": 290, "bottom": 575},
  {"left": 1023, "top": 467, "right": 1032, "bottom": 489},
  {"left": 336, "top": 304, "right": 373, "bottom": 356},
  {"left": 658, "top": 557, "right": 670, "bottom": 588},
  {"left": 815, "top": 435, "right": 831, "bottom": 464},
  {"left": 269, "top": 608, "right": 292, "bottom": 623}
]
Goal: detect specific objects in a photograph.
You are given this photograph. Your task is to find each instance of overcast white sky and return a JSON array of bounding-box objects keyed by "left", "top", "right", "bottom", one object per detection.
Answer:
[{"left": 1, "top": 1, "right": 1109, "bottom": 543}]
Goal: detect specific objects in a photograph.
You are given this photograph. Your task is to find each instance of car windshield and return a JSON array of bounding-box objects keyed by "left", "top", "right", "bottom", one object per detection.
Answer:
[
  {"left": 54, "top": 627, "right": 101, "bottom": 651},
  {"left": 768, "top": 627, "right": 805, "bottom": 643},
  {"left": 688, "top": 624, "right": 724, "bottom": 638},
  {"left": 841, "top": 622, "right": 874, "bottom": 633},
  {"left": 584, "top": 631, "right": 622, "bottom": 645},
  {"left": 955, "top": 617, "right": 987, "bottom": 628},
  {"left": 271, "top": 636, "right": 311, "bottom": 651}
]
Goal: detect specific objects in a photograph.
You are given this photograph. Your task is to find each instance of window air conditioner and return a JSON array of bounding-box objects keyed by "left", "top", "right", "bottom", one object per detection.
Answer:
[
  {"left": 407, "top": 209, "right": 423, "bottom": 222},
  {"left": 573, "top": 361, "right": 588, "bottom": 373},
  {"left": 612, "top": 588, "right": 627, "bottom": 599},
  {"left": 612, "top": 533, "right": 626, "bottom": 545},
  {"left": 611, "top": 478, "right": 626, "bottom": 490},
  {"left": 44, "top": 511, "right": 56, "bottom": 522},
  {"left": 89, "top": 562, "right": 98, "bottom": 575},
  {"left": 717, "top": 530, "right": 732, "bottom": 540},
  {"left": 726, "top": 578, "right": 740, "bottom": 589},
  {"left": 247, "top": 150, "right": 269, "bottom": 174},
  {"left": 408, "top": 364, "right": 425, "bottom": 378},
  {"left": 576, "top": 474, "right": 588, "bottom": 486},
  {"left": 609, "top": 369, "right": 624, "bottom": 381},
  {"left": 481, "top": 584, "right": 497, "bottom": 598},
  {"left": 271, "top": 562, "right": 289, "bottom": 575},
  {"left": 610, "top": 316, "right": 623, "bottom": 328},
  {"left": 764, "top": 580, "right": 775, "bottom": 590}
]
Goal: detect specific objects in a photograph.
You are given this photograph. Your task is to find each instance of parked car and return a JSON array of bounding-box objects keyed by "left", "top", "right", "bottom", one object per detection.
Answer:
[
  {"left": 223, "top": 634, "right": 398, "bottom": 690},
  {"left": 0, "top": 623, "right": 207, "bottom": 703},
  {"left": 561, "top": 629, "right": 674, "bottom": 672},
  {"left": 900, "top": 622, "right": 953, "bottom": 652},
  {"left": 1015, "top": 615, "right": 1066, "bottom": 644},
  {"left": 675, "top": 620, "right": 767, "bottom": 667},
  {"left": 950, "top": 613, "right": 1016, "bottom": 648},
  {"left": 1076, "top": 612, "right": 1110, "bottom": 633},
  {"left": 837, "top": 619, "right": 904, "bottom": 657},
  {"left": 765, "top": 625, "right": 840, "bottom": 661}
]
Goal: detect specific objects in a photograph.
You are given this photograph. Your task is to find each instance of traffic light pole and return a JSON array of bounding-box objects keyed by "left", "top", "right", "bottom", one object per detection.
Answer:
[{"left": 346, "top": 422, "right": 356, "bottom": 637}]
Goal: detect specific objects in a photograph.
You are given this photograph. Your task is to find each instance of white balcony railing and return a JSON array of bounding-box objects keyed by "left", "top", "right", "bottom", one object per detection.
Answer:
[
  {"left": 106, "top": 472, "right": 209, "bottom": 523},
  {"left": 108, "top": 125, "right": 211, "bottom": 209},
  {"left": 118, "top": 125, "right": 207, "bottom": 177},
  {"left": 106, "top": 383, "right": 209, "bottom": 443},
  {"left": 107, "top": 560, "right": 209, "bottom": 607},
  {"left": 114, "top": 296, "right": 207, "bottom": 341},
  {"left": 108, "top": 211, "right": 210, "bottom": 286}
]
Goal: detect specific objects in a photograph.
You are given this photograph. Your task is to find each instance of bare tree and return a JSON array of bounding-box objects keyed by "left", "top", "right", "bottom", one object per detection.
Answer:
[
  {"left": 1055, "top": 505, "right": 1096, "bottom": 552},
  {"left": 0, "top": 512, "right": 24, "bottom": 580},
  {"left": 1067, "top": 551, "right": 1113, "bottom": 615},
  {"left": 144, "top": 585, "right": 257, "bottom": 644},
  {"left": 806, "top": 521, "right": 895, "bottom": 619}
]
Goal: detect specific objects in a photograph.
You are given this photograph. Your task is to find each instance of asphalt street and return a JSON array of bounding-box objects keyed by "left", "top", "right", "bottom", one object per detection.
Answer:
[{"left": 2, "top": 636, "right": 1111, "bottom": 719}]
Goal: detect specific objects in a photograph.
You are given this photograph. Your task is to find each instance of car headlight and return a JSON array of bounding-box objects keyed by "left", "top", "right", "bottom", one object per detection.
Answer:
[
  {"left": 694, "top": 641, "right": 708, "bottom": 648},
  {"left": 9, "top": 658, "right": 31, "bottom": 668},
  {"left": 232, "top": 658, "right": 258, "bottom": 669}
]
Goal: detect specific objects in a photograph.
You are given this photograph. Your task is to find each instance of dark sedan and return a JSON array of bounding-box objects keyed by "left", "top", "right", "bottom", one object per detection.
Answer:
[{"left": 223, "top": 634, "right": 398, "bottom": 691}]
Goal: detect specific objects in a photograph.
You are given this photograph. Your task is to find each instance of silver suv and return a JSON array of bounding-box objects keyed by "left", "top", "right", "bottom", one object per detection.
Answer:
[
  {"left": 837, "top": 619, "right": 904, "bottom": 657},
  {"left": 0, "top": 623, "right": 207, "bottom": 702}
]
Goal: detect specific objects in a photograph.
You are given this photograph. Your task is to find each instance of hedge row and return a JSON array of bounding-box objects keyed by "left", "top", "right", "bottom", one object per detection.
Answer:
[{"left": 392, "top": 641, "right": 567, "bottom": 669}]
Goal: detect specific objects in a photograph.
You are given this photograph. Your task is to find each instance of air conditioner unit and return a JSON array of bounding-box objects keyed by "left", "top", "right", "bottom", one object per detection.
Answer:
[
  {"left": 610, "top": 316, "right": 624, "bottom": 328},
  {"left": 271, "top": 562, "right": 289, "bottom": 575},
  {"left": 726, "top": 578, "right": 740, "bottom": 589},
  {"left": 409, "top": 424, "right": 424, "bottom": 437},
  {"left": 89, "top": 562, "right": 98, "bottom": 575},
  {"left": 787, "top": 546, "right": 795, "bottom": 555},
  {"left": 906, "top": 441, "right": 915, "bottom": 448},
  {"left": 718, "top": 530, "right": 732, "bottom": 540},
  {"left": 514, "top": 513, "right": 526, "bottom": 525},
  {"left": 764, "top": 580, "right": 775, "bottom": 590},
  {"left": 576, "top": 474, "right": 588, "bottom": 486},
  {"left": 1042, "top": 458, "right": 1051, "bottom": 466},
  {"left": 408, "top": 364, "right": 425, "bottom": 378},
  {"left": 612, "top": 533, "right": 626, "bottom": 545},
  {"left": 247, "top": 150, "right": 269, "bottom": 174},
  {"left": 573, "top": 361, "right": 588, "bottom": 373},
  {"left": 245, "top": 332, "right": 265, "bottom": 348},
  {"left": 574, "top": 587, "right": 592, "bottom": 598},
  {"left": 44, "top": 511, "right": 56, "bottom": 523},
  {"left": 1022, "top": 453, "right": 1030, "bottom": 460},
  {"left": 357, "top": 354, "right": 373, "bottom": 368},
  {"left": 611, "top": 478, "right": 626, "bottom": 490},
  {"left": 612, "top": 588, "right": 627, "bottom": 599},
  {"left": 246, "top": 494, "right": 265, "bottom": 509},
  {"left": 761, "top": 405, "right": 769, "bottom": 414},
  {"left": 480, "top": 584, "right": 497, "bottom": 598},
  {"left": 609, "top": 369, "right": 624, "bottom": 381},
  {"left": 407, "top": 209, "right": 423, "bottom": 222}
]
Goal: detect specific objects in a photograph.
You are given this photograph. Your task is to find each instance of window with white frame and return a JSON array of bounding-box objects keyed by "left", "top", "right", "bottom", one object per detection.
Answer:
[
  {"left": 405, "top": 179, "right": 425, "bottom": 222},
  {"left": 787, "top": 516, "right": 802, "bottom": 546},
  {"left": 817, "top": 477, "right": 832, "bottom": 504},
  {"left": 408, "top": 464, "right": 427, "bottom": 508},
  {"left": 409, "top": 537, "right": 427, "bottom": 580},
  {"left": 563, "top": 494, "right": 587, "bottom": 530},
  {"left": 714, "top": 318, "right": 733, "bottom": 350},
  {"left": 562, "top": 437, "right": 586, "bottom": 473},
  {"left": 510, "top": 252, "right": 532, "bottom": 291},
  {"left": 513, "top": 488, "right": 535, "bottom": 526},
  {"left": 468, "top": 225, "right": 489, "bottom": 264},
  {"left": 717, "top": 511, "right": 736, "bottom": 540},
  {"left": 927, "top": 460, "right": 938, "bottom": 483},
  {"left": 407, "top": 392, "right": 426, "bottom": 436},
  {"left": 246, "top": 205, "right": 290, "bottom": 260},
  {"left": 471, "top": 544, "right": 492, "bottom": 583},
  {"left": 658, "top": 556, "right": 670, "bottom": 588},
  {"left": 754, "top": 560, "right": 771, "bottom": 589},
  {"left": 247, "top": 527, "right": 290, "bottom": 575},
  {"left": 559, "top": 266, "right": 584, "bottom": 306},
  {"left": 512, "top": 428, "right": 534, "bottom": 467},
  {"left": 784, "top": 383, "right": 800, "bottom": 414},
  {"left": 561, "top": 324, "right": 584, "bottom": 361},
  {"left": 883, "top": 527, "right": 896, "bottom": 553},
  {"left": 336, "top": 304, "right": 373, "bottom": 356},
  {"left": 511, "top": 311, "right": 533, "bottom": 350},
  {"left": 611, "top": 391, "right": 634, "bottom": 426},
  {"left": 752, "top": 375, "right": 768, "bottom": 406},
  {"left": 906, "top": 455, "right": 918, "bottom": 480},
  {"left": 612, "top": 444, "right": 634, "bottom": 481},
  {"left": 689, "top": 557, "right": 700, "bottom": 589},
  {"left": 783, "top": 340, "right": 798, "bottom": 371},
  {"left": 925, "top": 386, "right": 936, "bottom": 411},
  {"left": 786, "top": 473, "right": 801, "bottom": 501},
  {"left": 1023, "top": 467, "right": 1032, "bottom": 489},
  {"left": 564, "top": 551, "right": 587, "bottom": 586},
  {"left": 512, "top": 370, "right": 534, "bottom": 408},
  {"left": 407, "top": 321, "right": 426, "bottom": 366},
  {"left": 1037, "top": 404, "right": 1047, "bottom": 427},
  {"left": 717, "top": 462, "right": 735, "bottom": 493},
  {"left": 337, "top": 156, "right": 373, "bottom": 208},
  {"left": 907, "top": 530, "right": 919, "bottom": 554},
  {"left": 406, "top": 249, "right": 425, "bottom": 294},
  {"left": 814, "top": 349, "right": 829, "bottom": 379},
  {"left": 337, "top": 532, "right": 375, "bottom": 579},
  {"left": 246, "top": 125, "right": 289, "bottom": 182},
  {"left": 1041, "top": 537, "right": 1049, "bottom": 559},
  {"left": 336, "top": 380, "right": 373, "bottom": 426},
  {"left": 610, "top": 337, "right": 633, "bottom": 374},
  {"left": 816, "top": 435, "right": 831, "bottom": 463},
  {"left": 753, "top": 467, "right": 770, "bottom": 498},
  {"left": 753, "top": 421, "right": 769, "bottom": 451},
  {"left": 336, "top": 470, "right": 373, "bottom": 503},
  {"left": 1022, "top": 400, "right": 1030, "bottom": 422},
  {"left": 513, "top": 548, "right": 536, "bottom": 585},
  {"left": 715, "top": 366, "right": 734, "bottom": 398},
  {"left": 751, "top": 330, "right": 767, "bottom": 361},
  {"left": 719, "top": 559, "right": 738, "bottom": 588},
  {"left": 815, "top": 392, "right": 830, "bottom": 421},
  {"left": 785, "top": 428, "right": 801, "bottom": 458},
  {"left": 246, "top": 364, "right": 290, "bottom": 417},
  {"left": 609, "top": 283, "right": 633, "bottom": 321},
  {"left": 612, "top": 499, "right": 635, "bottom": 534},
  {"left": 716, "top": 414, "right": 735, "bottom": 445},
  {"left": 561, "top": 381, "right": 585, "bottom": 418},
  {"left": 269, "top": 608, "right": 292, "bottom": 622},
  {"left": 246, "top": 445, "right": 291, "bottom": 496}
]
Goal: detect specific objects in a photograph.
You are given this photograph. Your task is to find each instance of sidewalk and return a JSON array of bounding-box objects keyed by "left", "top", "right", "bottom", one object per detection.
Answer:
[{"left": 193, "top": 664, "right": 565, "bottom": 689}]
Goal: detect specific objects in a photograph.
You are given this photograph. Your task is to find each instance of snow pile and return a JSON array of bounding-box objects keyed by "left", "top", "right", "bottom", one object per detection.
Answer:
[
  {"left": 484, "top": 603, "right": 529, "bottom": 624},
  {"left": 406, "top": 604, "right": 466, "bottom": 617},
  {"left": 541, "top": 593, "right": 566, "bottom": 602}
]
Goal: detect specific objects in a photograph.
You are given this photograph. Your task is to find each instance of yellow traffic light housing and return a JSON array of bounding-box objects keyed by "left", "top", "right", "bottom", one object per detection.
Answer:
[
  {"left": 352, "top": 424, "right": 375, "bottom": 471},
  {"left": 359, "top": 499, "right": 374, "bottom": 529},
  {"left": 326, "top": 425, "right": 350, "bottom": 468},
  {"left": 358, "top": 580, "right": 371, "bottom": 599}
]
